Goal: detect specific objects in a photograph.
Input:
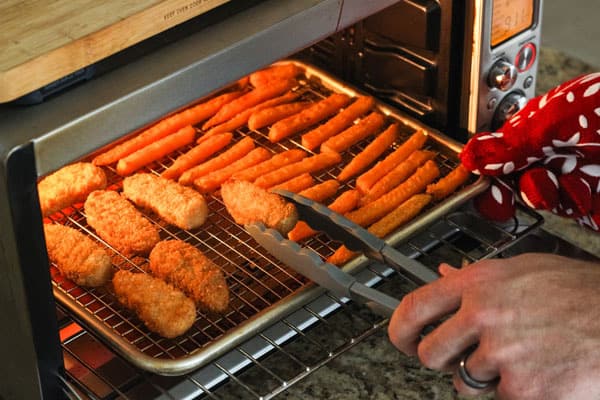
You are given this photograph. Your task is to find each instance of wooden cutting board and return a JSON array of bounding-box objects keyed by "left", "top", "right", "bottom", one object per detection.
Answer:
[{"left": 0, "top": 0, "right": 230, "bottom": 103}]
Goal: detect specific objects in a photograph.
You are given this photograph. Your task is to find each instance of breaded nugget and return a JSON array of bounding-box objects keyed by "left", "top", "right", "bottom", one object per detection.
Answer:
[
  {"left": 38, "top": 162, "right": 107, "bottom": 217},
  {"left": 221, "top": 180, "right": 298, "bottom": 235},
  {"left": 112, "top": 270, "right": 196, "bottom": 338},
  {"left": 149, "top": 240, "right": 229, "bottom": 313},
  {"left": 122, "top": 173, "right": 209, "bottom": 230},
  {"left": 44, "top": 224, "right": 112, "bottom": 287},
  {"left": 84, "top": 190, "right": 160, "bottom": 256}
]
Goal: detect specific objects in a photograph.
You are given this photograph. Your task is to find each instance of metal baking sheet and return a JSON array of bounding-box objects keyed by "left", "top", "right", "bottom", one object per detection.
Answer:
[{"left": 47, "top": 60, "right": 489, "bottom": 375}]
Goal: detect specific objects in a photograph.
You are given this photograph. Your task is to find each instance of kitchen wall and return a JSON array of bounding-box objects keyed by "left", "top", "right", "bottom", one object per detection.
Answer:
[{"left": 542, "top": 0, "right": 600, "bottom": 68}]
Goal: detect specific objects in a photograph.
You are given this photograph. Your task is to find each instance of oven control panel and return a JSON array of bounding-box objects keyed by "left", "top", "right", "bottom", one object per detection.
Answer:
[{"left": 468, "top": 0, "right": 543, "bottom": 134}]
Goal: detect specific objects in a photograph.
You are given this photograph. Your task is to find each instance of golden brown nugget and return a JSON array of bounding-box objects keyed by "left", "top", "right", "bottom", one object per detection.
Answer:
[
  {"left": 149, "top": 240, "right": 229, "bottom": 313},
  {"left": 112, "top": 270, "right": 196, "bottom": 339},
  {"left": 221, "top": 180, "right": 299, "bottom": 235},
  {"left": 84, "top": 190, "right": 160, "bottom": 256},
  {"left": 44, "top": 224, "right": 112, "bottom": 287},
  {"left": 38, "top": 162, "right": 107, "bottom": 217},
  {"left": 122, "top": 173, "right": 209, "bottom": 230}
]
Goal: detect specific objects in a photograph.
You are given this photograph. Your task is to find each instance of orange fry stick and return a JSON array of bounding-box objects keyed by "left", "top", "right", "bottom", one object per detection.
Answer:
[
  {"left": 337, "top": 123, "right": 398, "bottom": 182},
  {"left": 203, "top": 79, "right": 297, "bottom": 130},
  {"left": 288, "top": 189, "right": 360, "bottom": 242},
  {"left": 231, "top": 149, "right": 307, "bottom": 182},
  {"left": 93, "top": 91, "right": 241, "bottom": 166},
  {"left": 345, "top": 160, "right": 440, "bottom": 227},
  {"left": 249, "top": 63, "right": 304, "bottom": 87},
  {"left": 116, "top": 125, "right": 196, "bottom": 176},
  {"left": 179, "top": 136, "right": 255, "bottom": 185},
  {"left": 320, "top": 112, "right": 385, "bottom": 153},
  {"left": 269, "top": 173, "right": 315, "bottom": 192},
  {"left": 162, "top": 132, "right": 233, "bottom": 180},
  {"left": 360, "top": 150, "right": 436, "bottom": 206},
  {"left": 327, "top": 194, "right": 432, "bottom": 266},
  {"left": 193, "top": 147, "right": 271, "bottom": 193},
  {"left": 426, "top": 163, "right": 471, "bottom": 200},
  {"left": 368, "top": 194, "right": 432, "bottom": 238},
  {"left": 254, "top": 151, "right": 342, "bottom": 189},
  {"left": 298, "top": 179, "right": 340, "bottom": 202},
  {"left": 355, "top": 129, "right": 428, "bottom": 194},
  {"left": 301, "top": 96, "right": 375, "bottom": 150},
  {"left": 248, "top": 102, "right": 311, "bottom": 130},
  {"left": 268, "top": 93, "right": 351, "bottom": 143},
  {"left": 201, "top": 92, "right": 299, "bottom": 139}
]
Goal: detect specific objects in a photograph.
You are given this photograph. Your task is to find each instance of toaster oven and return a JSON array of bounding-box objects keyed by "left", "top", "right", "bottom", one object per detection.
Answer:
[{"left": 0, "top": 1, "right": 548, "bottom": 399}]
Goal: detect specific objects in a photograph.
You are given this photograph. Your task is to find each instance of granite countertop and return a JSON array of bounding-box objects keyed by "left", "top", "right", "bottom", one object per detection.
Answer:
[{"left": 277, "top": 48, "right": 599, "bottom": 400}]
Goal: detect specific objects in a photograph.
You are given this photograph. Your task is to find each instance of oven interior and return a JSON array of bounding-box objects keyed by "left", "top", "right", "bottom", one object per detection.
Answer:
[{"left": 0, "top": 1, "right": 592, "bottom": 400}]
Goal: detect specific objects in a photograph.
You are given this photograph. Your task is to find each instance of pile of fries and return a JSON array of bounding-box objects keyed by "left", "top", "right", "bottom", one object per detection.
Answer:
[{"left": 92, "top": 62, "right": 470, "bottom": 266}]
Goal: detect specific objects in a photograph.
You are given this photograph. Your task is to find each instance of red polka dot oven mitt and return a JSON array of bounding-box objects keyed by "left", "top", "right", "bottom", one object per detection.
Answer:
[{"left": 460, "top": 72, "right": 600, "bottom": 231}]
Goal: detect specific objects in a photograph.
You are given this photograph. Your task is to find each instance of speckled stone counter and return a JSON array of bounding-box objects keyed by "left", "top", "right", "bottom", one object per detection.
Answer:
[{"left": 277, "top": 48, "right": 599, "bottom": 400}]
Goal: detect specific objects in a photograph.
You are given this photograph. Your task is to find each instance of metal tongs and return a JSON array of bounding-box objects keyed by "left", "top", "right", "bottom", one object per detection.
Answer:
[{"left": 245, "top": 190, "right": 439, "bottom": 317}]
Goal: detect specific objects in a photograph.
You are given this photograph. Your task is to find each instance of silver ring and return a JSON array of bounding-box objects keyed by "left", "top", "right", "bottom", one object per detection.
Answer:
[{"left": 457, "top": 351, "right": 497, "bottom": 390}]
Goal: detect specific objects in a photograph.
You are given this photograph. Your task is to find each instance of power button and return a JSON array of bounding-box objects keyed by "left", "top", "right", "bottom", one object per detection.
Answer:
[{"left": 515, "top": 43, "right": 536, "bottom": 72}]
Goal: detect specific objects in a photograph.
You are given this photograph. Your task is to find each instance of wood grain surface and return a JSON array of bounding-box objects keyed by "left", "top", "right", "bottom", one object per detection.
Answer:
[{"left": 0, "top": 0, "right": 229, "bottom": 102}]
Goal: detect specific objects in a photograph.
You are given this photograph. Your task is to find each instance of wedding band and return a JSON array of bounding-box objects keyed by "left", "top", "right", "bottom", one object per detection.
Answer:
[{"left": 457, "top": 351, "right": 497, "bottom": 390}]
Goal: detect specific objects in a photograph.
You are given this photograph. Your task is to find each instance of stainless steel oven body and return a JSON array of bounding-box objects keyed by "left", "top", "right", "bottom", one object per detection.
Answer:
[{"left": 0, "top": 1, "right": 545, "bottom": 399}]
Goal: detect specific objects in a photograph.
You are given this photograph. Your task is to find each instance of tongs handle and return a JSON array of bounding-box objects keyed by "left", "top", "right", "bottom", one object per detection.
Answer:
[{"left": 348, "top": 282, "right": 400, "bottom": 317}]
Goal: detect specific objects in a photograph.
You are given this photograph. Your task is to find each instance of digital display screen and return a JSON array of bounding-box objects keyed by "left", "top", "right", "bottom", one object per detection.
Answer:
[{"left": 491, "top": 0, "right": 534, "bottom": 47}]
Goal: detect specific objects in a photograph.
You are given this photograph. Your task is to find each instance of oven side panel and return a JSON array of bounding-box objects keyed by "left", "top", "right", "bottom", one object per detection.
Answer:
[{"left": 0, "top": 144, "right": 62, "bottom": 400}]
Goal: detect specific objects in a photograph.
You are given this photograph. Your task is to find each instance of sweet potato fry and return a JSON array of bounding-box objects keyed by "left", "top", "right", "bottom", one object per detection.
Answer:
[
  {"left": 301, "top": 96, "right": 375, "bottom": 150},
  {"left": 249, "top": 63, "right": 304, "bottom": 87},
  {"left": 193, "top": 147, "right": 271, "bottom": 193},
  {"left": 355, "top": 129, "right": 428, "bottom": 194},
  {"left": 320, "top": 112, "right": 386, "bottom": 153},
  {"left": 116, "top": 125, "right": 196, "bottom": 176},
  {"left": 248, "top": 102, "right": 311, "bottom": 130},
  {"left": 326, "top": 246, "right": 357, "bottom": 266},
  {"left": 288, "top": 189, "right": 360, "bottom": 242},
  {"left": 162, "top": 132, "right": 233, "bottom": 180},
  {"left": 346, "top": 160, "right": 440, "bottom": 227},
  {"left": 360, "top": 150, "right": 436, "bottom": 206},
  {"left": 93, "top": 91, "right": 241, "bottom": 166},
  {"left": 201, "top": 92, "right": 299, "bottom": 138},
  {"left": 327, "top": 193, "right": 433, "bottom": 266},
  {"left": 269, "top": 173, "right": 315, "bottom": 192},
  {"left": 254, "top": 151, "right": 342, "bottom": 189},
  {"left": 203, "top": 79, "right": 297, "bottom": 130},
  {"left": 426, "top": 163, "right": 471, "bottom": 200},
  {"left": 179, "top": 136, "right": 255, "bottom": 185},
  {"left": 298, "top": 179, "right": 340, "bottom": 202},
  {"left": 369, "top": 194, "right": 433, "bottom": 238},
  {"left": 231, "top": 149, "right": 307, "bottom": 182},
  {"left": 337, "top": 123, "right": 398, "bottom": 182},
  {"left": 268, "top": 93, "right": 351, "bottom": 143}
]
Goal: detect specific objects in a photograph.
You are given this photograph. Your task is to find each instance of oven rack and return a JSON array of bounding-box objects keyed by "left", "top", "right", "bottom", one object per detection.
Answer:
[
  {"left": 48, "top": 61, "right": 489, "bottom": 376},
  {"left": 59, "top": 205, "right": 544, "bottom": 399}
]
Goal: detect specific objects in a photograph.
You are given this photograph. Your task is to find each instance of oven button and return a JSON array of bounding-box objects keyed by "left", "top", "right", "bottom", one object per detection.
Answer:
[
  {"left": 515, "top": 43, "right": 537, "bottom": 72},
  {"left": 488, "top": 59, "right": 518, "bottom": 91},
  {"left": 492, "top": 91, "right": 527, "bottom": 130},
  {"left": 523, "top": 75, "right": 534, "bottom": 89}
]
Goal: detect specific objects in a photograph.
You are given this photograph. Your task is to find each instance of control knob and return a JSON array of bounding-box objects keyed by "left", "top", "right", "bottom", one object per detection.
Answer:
[
  {"left": 488, "top": 59, "right": 518, "bottom": 91},
  {"left": 492, "top": 91, "right": 527, "bottom": 130}
]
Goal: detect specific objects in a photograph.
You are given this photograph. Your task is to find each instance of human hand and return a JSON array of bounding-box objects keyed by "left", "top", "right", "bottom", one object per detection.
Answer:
[
  {"left": 459, "top": 73, "right": 600, "bottom": 231},
  {"left": 387, "top": 253, "right": 600, "bottom": 399}
]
